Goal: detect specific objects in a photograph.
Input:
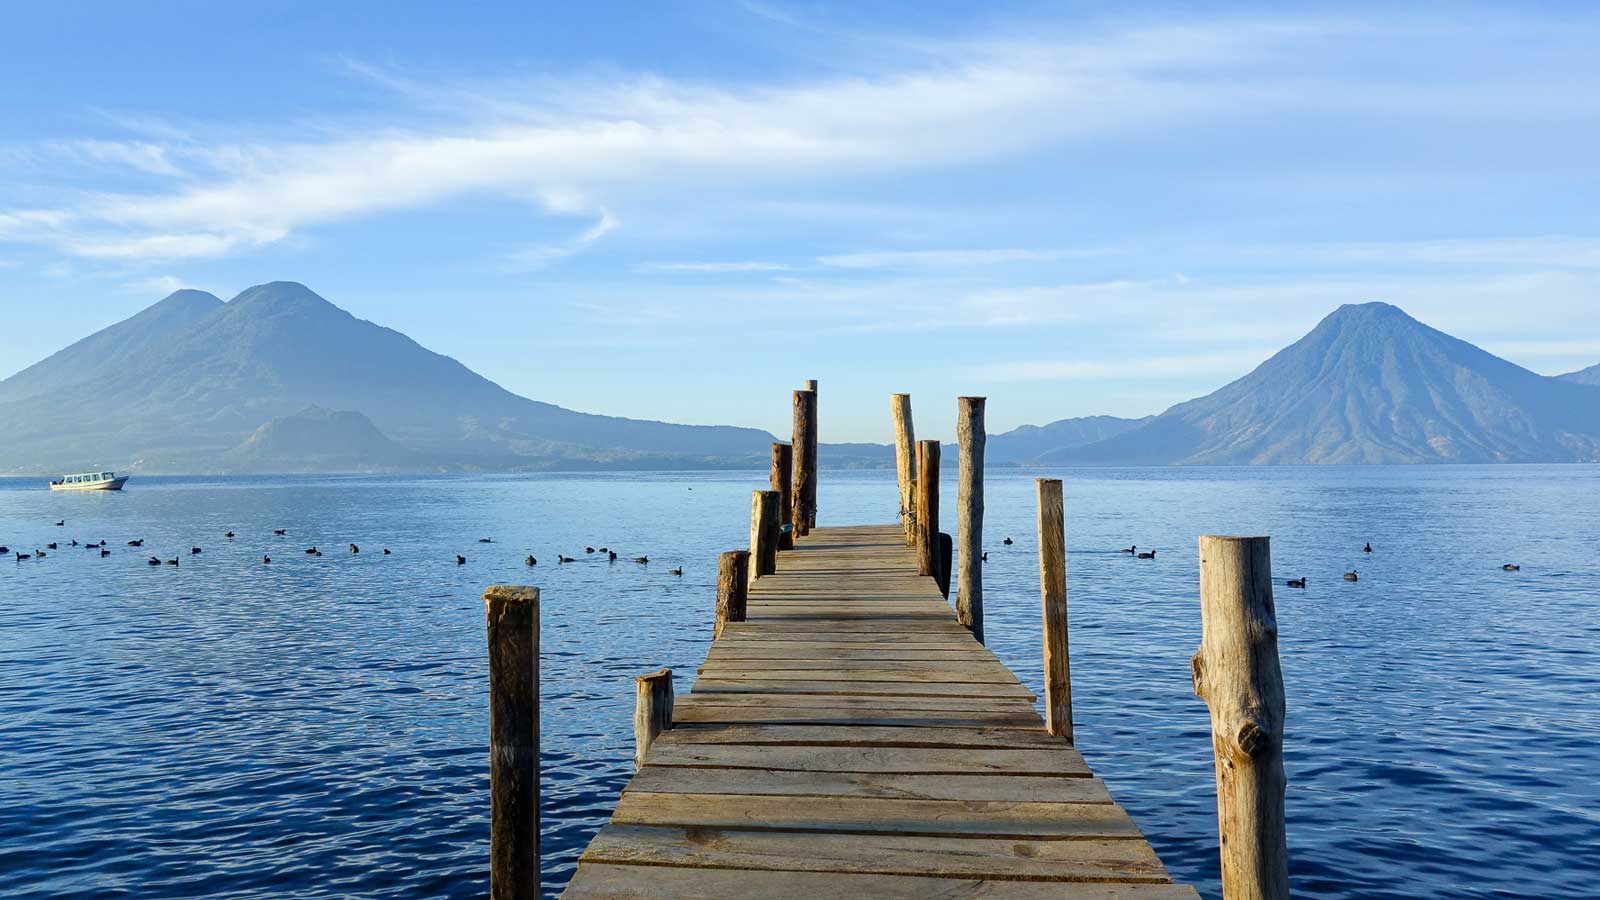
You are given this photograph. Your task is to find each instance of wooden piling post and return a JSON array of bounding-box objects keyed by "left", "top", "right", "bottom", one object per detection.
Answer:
[
  {"left": 770, "top": 443, "right": 794, "bottom": 551},
  {"left": 792, "top": 389, "right": 817, "bottom": 537},
  {"left": 633, "top": 668, "right": 674, "bottom": 770},
  {"left": 484, "top": 584, "right": 540, "bottom": 900},
  {"left": 891, "top": 393, "right": 917, "bottom": 547},
  {"left": 749, "top": 489, "right": 780, "bottom": 585},
  {"left": 714, "top": 550, "right": 750, "bottom": 639},
  {"left": 1036, "top": 478, "right": 1072, "bottom": 742},
  {"left": 936, "top": 531, "right": 954, "bottom": 600},
  {"left": 956, "top": 396, "right": 986, "bottom": 643},
  {"left": 916, "top": 440, "right": 941, "bottom": 579},
  {"left": 1193, "top": 536, "right": 1289, "bottom": 900}
]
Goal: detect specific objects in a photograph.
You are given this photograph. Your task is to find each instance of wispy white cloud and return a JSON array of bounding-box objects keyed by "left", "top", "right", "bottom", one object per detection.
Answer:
[{"left": 7, "top": 13, "right": 1594, "bottom": 264}]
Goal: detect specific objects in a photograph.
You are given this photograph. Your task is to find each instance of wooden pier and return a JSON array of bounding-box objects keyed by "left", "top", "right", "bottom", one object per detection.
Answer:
[{"left": 558, "top": 524, "right": 1201, "bottom": 898}]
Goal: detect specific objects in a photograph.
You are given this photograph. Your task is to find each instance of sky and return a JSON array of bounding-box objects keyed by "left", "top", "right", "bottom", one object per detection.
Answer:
[{"left": 1, "top": 1, "right": 1598, "bottom": 442}]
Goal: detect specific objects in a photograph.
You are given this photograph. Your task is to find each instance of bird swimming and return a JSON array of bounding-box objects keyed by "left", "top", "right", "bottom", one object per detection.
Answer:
[
  {"left": 668, "top": 566, "right": 683, "bottom": 576},
  {"left": 1286, "top": 577, "right": 1306, "bottom": 589},
  {"left": 608, "top": 550, "right": 618, "bottom": 562},
  {"left": 225, "top": 531, "right": 235, "bottom": 538},
  {"left": 191, "top": 547, "right": 202, "bottom": 555},
  {"left": 349, "top": 544, "right": 359, "bottom": 554},
  {"left": 55, "top": 520, "right": 64, "bottom": 527},
  {"left": 382, "top": 548, "right": 391, "bottom": 555},
  {"left": 263, "top": 556, "right": 271, "bottom": 564},
  {"left": 1120, "top": 545, "right": 1137, "bottom": 554},
  {"left": 1502, "top": 564, "right": 1520, "bottom": 571},
  {"left": 634, "top": 556, "right": 649, "bottom": 564},
  {"left": 36, "top": 550, "right": 46, "bottom": 558},
  {"left": 1002, "top": 537, "right": 1014, "bottom": 545},
  {"left": 147, "top": 557, "right": 160, "bottom": 566},
  {"left": 524, "top": 555, "right": 537, "bottom": 566},
  {"left": 274, "top": 529, "right": 287, "bottom": 535},
  {"left": 128, "top": 539, "right": 143, "bottom": 547},
  {"left": 0, "top": 547, "right": 9, "bottom": 555},
  {"left": 1344, "top": 570, "right": 1359, "bottom": 582},
  {"left": 478, "top": 538, "right": 493, "bottom": 544},
  {"left": 1137, "top": 549, "right": 1157, "bottom": 559},
  {"left": 46, "top": 542, "right": 57, "bottom": 550},
  {"left": 70, "top": 539, "right": 78, "bottom": 547},
  {"left": 100, "top": 549, "right": 111, "bottom": 557},
  {"left": 981, "top": 552, "right": 988, "bottom": 561},
  {"left": 305, "top": 547, "right": 319, "bottom": 555},
  {"left": 456, "top": 555, "right": 467, "bottom": 565},
  {"left": 165, "top": 558, "right": 179, "bottom": 567},
  {"left": 558, "top": 555, "right": 575, "bottom": 563},
  {"left": 585, "top": 547, "right": 595, "bottom": 554},
  {"left": 1363, "top": 542, "right": 1373, "bottom": 553}
]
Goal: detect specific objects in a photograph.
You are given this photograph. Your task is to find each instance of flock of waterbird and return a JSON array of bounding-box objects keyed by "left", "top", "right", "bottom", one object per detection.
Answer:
[
  {"left": 8, "top": 522, "right": 1521, "bottom": 587},
  {"left": 5, "top": 521, "right": 685, "bottom": 575}
]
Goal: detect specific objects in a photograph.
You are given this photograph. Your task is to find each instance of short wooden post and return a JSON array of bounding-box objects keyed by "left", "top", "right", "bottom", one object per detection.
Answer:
[
  {"left": 770, "top": 443, "right": 794, "bottom": 550},
  {"left": 916, "top": 440, "right": 940, "bottom": 578},
  {"left": 484, "top": 584, "right": 540, "bottom": 900},
  {"left": 1193, "top": 536, "right": 1289, "bottom": 900},
  {"left": 749, "top": 489, "right": 780, "bottom": 585},
  {"left": 633, "top": 668, "right": 674, "bottom": 770},
  {"left": 956, "top": 396, "right": 986, "bottom": 643},
  {"left": 714, "top": 550, "right": 750, "bottom": 639},
  {"left": 891, "top": 393, "right": 917, "bottom": 547},
  {"left": 791, "top": 389, "right": 817, "bottom": 537},
  {"left": 1036, "top": 478, "right": 1072, "bottom": 742}
]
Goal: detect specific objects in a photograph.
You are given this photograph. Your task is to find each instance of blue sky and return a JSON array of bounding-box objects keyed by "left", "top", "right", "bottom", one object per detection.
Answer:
[{"left": 2, "top": 1, "right": 1598, "bottom": 441}]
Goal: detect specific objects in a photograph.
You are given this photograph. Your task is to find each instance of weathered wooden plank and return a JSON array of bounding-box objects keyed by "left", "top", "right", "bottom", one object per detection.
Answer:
[
  {"left": 672, "top": 704, "right": 1044, "bottom": 728},
  {"left": 691, "top": 678, "right": 1036, "bottom": 700},
  {"left": 564, "top": 865, "right": 1202, "bottom": 900},
  {"left": 677, "top": 693, "right": 1038, "bottom": 711},
  {"left": 694, "top": 666, "right": 1023, "bottom": 685},
  {"left": 658, "top": 724, "right": 1071, "bottom": 750},
  {"left": 579, "top": 825, "right": 1173, "bottom": 882},
  {"left": 705, "top": 646, "right": 983, "bottom": 662},
  {"left": 613, "top": 792, "right": 1139, "bottom": 839},
  {"left": 625, "top": 766, "right": 1111, "bottom": 802},
  {"left": 643, "top": 743, "right": 1089, "bottom": 775}
]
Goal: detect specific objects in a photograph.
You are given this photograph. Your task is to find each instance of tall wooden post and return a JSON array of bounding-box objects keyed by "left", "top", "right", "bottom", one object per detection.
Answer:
[
  {"left": 792, "top": 389, "right": 817, "bottom": 537},
  {"left": 484, "top": 584, "right": 539, "bottom": 900},
  {"left": 1193, "top": 536, "right": 1289, "bottom": 900},
  {"left": 714, "top": 550, "right": 750, "bottom": 639},
  {"left": 916, "top": 440, "right": 940, "bottom": 579},
  {"left": 1036, "top": 478, "right": 1072, "bottom": 742},
  {"left": 633, "top": 668, "right": 674, "bottom": 770},
  {"left": 770, "top": 443, "right": 794, "bottom": 551},
  {"left": 891, "top": 393, "right": 917, "bottom": 547},
  {"left": 956, "top": 396, "right": 986, "bottom": 643},
  {"left": 749, "top": 489, "right": 780, "bottom": 586}
]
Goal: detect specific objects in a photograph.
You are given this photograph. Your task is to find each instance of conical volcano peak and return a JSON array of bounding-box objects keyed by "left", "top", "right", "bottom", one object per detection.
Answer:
[
  {"left": 225, "top": 281, "right": 344, "bottom": 317},
  {"left": 154, "top": 288, "right": 224, "bottom": 312}
]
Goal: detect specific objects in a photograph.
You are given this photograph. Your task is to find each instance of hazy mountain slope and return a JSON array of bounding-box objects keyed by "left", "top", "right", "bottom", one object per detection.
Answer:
[
  {"left": 988, "top": 415, "right": 1148, "bottom": 463},
  {"left": 1048, "top": 302, "right": 1600, "bottom": 465},
  {"left": 0, "top": 282, "right": 775, "bottom": 472},
  {"left": 1558, "top": 363, "right": 1600, "bottom": 386},
  {"left": 0, "top": 289, "right": 223, "bottom": 405},
  {"left": 219, "top": 407, "right": 416, "bottom": 473}
]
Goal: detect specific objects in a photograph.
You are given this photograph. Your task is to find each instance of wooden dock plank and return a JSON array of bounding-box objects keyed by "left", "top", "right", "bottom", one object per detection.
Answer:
[
  {"left": 563, "top": 865, "right": 1202, "bottom": 899},
  {"left": 557, "top": 523, "right": 1195, "bottom": 899}
]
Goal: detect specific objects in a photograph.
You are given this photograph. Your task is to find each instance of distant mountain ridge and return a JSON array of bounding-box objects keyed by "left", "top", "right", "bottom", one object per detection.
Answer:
[
  {"left": 2, "top": 287, "right": 1595, "bottom": 472},
  {"left": 1558, "top": 363, "right": 1600, "bottom": 386},
  {"left": 0, "top": 282, "right": 777, "bottom": 473},
  {"left": 1048, "top": 302, "right": 1600, "bottom": 464}
]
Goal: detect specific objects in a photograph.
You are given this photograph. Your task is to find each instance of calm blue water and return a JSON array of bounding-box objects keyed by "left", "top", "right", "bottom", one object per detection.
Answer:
[{"left": 2, "top": 467, "right": 1597, "bottom": 898}]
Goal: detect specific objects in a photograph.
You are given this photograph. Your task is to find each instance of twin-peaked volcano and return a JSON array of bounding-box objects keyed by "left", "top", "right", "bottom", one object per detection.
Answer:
[{"left": 0, "top": 282, "right": 775, "bottom": 473}]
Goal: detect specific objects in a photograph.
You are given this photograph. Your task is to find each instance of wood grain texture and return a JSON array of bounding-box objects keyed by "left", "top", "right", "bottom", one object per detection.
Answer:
[
  {"left": 556, "top": 524, "right": 1194, "bottom": 899},
  {"left": 1194, "top": 535, "right": 1289, "bottom": 900},
  {"left": 484, "top": 585, "right": 539, "bottom": 900},
  {"left": 713, "top": 550, "right": 749, "bottom": 640},
  {"left": 633, "top": 669, "right": 674, "bottom": 770},
  {"left": 1037, "top": 478, "right": 1074, "bottom": 742},
  {"left": 791, "top": 389, "right": 817, "bottom": 535},
  {"left": 916, "top": 440, "right": 941, "bottom": 578},
  {"left": 891, "top": 393, "right": 917, "bottom": 547},
  {"left": 749, "top": 490, "right": 781, "bottom": 584},
  {"left": 957, "top": 396, "right": 986, "bottom": 643},
  {"left": 770, "top": 443, "right": 795, "bottom": 550}
]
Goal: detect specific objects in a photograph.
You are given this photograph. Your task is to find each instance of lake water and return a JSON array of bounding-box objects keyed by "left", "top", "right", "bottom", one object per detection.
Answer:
[{"left": 2, "top": 467, "right": 1597, "bottom": 898}]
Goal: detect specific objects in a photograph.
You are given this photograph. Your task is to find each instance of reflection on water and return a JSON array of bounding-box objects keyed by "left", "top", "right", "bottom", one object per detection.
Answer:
[{"left": 2, "top": 467, "right": 1597, "bottom": 898}]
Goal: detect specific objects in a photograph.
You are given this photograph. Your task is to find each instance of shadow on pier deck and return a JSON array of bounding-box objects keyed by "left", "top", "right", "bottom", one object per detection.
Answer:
[{"left": 559, "top": 524, "right": 1201, "bottom": 899}]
